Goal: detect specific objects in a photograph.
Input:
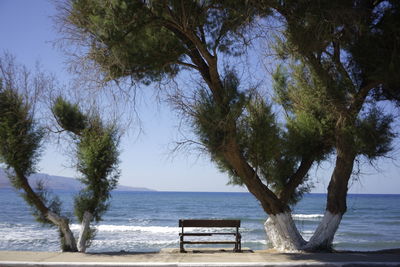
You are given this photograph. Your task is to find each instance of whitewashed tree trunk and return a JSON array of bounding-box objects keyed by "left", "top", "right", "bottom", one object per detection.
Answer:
[
  {"left": 264, "top": 211, "right": 342, "bottom": 252},
  {"left": 77, "top": 211, "right": 93, "bottom": 253},
  {"left": 304, "top": 211, "right": 342, "bottom": 251},
  {"left": 264, "top": 211, "right": 306, "bottom": 251},
  {"left": 47, "top": 211, "right": 77, "bottom": 251}
]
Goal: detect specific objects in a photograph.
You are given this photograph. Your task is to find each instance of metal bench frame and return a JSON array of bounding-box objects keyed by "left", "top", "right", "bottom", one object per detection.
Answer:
[{"left": 179, "top": 219, "right": 241, "bottom": 252}]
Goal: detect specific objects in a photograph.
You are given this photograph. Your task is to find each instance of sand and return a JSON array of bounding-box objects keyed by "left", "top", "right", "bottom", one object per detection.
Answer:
[{"left": 0, "top": 248, "right": 399, "bottom": 266}]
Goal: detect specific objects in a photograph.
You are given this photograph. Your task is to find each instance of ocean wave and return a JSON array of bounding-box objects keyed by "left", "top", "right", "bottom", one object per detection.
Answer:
[
  {"left": 70, "top": 224, "right": 180, "bottom": 234},
  {"left": 70, "top": 224, "right": 258, "bottom": 235},
  {"left": 335, "top": 231, "right": 382, "bottom": 238},
  {"left": 292, "top": 214, "right": 324, "bottom": 220},
  {"left": 241, "top": 228, "right": 265, "bottom": 234},
  {"left": 93, "top": 239, "right": 178, "bottom": 246},
  {"left": 379, "top": 221, "right": 400, "bottom": 226}
]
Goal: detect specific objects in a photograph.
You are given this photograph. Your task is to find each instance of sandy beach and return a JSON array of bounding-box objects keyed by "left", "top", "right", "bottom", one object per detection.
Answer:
[{"left": 1, "top": 249, "right": 399, "bottom": 266}]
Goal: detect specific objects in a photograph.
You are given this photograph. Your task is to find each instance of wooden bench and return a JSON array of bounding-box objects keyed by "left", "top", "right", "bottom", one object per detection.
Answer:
[{"left": 179, "top": 219, "right": 241, "bottom": 252}]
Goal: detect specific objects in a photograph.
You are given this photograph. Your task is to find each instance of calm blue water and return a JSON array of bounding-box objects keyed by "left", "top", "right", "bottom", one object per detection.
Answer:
[{"left": 0, "top": 190, "right": 399, "bottom": 252}]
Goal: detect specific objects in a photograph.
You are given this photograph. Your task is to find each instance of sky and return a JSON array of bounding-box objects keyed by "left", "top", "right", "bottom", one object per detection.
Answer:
[{"left": 0, "top": 0, "right": 399, "bottom": 194}]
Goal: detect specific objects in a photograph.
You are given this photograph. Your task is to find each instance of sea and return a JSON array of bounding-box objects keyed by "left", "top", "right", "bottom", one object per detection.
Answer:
[{"left": 0, "top": 190, "right": 399, "bottom": 253}]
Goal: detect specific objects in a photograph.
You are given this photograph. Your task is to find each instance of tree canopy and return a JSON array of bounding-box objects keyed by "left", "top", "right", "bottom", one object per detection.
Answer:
[
  {"left": 64, "top": 0, "right": 268, "bottom": 83},
  {"left": 261, "top": 0, "right": 399, "bottom": 212},
  {"left": 62, "top": 0, "right": 312, "bottom": 208}
]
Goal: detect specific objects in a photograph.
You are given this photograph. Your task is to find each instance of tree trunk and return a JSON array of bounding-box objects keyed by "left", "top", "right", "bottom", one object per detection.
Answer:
[
  {"left": 222, "top": 138, "right": 310, "bottom": 251},
  {"left": 77, "top": 211, "right": 93, "bottom": 253},
  {"left": 15, "top": 170, "right": 78, "bottom": 252},
  {"left": 304, "top": 210, "right": 342, "bottom": 251},
  {"left": 265, "top": 211, "right": 306, "bottom": 251},
  {"left": 305, "top": 136, "right": 356, "bottom": 251},
  {"left": 47, "top": 211, "right": 77, "bottom": 252},
  {"left": 222, "top": 137, "right": 289, "bottom": 214}
]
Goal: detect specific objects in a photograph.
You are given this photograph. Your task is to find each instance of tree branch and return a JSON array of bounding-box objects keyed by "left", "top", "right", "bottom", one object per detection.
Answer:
[
  {"left": 223, "top": 136, "right": 289, "bottom": 214},
  {"left": 278, "top": 157, "right": 314, "bottom": 204},
  {"left": 175, "top": 60, "right": 199, "bottom": 70},
  {"left": 198, "top": 25, "right": 207, "bottom": 48},
  {"left": 349, "top": 81, "right": 379, "bottom": 114},
  {"left": 332, "top": 41, "right": 354, "bottom": 92}
]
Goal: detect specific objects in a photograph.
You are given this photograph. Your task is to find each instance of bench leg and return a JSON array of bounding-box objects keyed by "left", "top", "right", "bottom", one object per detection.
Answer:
[
  {"left": 234, "top": 237, "right": 241, "bottom": 252},
  {"left": 180, "top": 236, "right": 185, "bottom": 253},
  {"left": 234, "top": 244, "right": 242, "bottom": 252}
]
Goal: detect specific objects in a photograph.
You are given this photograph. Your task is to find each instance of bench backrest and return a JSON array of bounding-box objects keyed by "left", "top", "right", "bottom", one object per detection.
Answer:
[{"left": 179, "top": 219, "right": 240, "bottom": 228}]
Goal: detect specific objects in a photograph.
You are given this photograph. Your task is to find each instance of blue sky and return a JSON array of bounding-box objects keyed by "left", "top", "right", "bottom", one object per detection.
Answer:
[{"left": 0, "top": 0, "right": 399, "bottom": 193}]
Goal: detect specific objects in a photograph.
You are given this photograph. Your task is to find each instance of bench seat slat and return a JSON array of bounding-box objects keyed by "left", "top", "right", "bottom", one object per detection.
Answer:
[
  {"left": 180, "top": 233, "right": 237, "bottom": 236},
  {"left": 181, "top": 241, "right": 238, "bottom": 245},
  {"left": 179, "top": 219, "right": 240, "bottom": 227}
]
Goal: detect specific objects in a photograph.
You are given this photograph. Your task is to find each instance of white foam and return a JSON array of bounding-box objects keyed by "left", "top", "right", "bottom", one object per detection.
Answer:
[
  {"left": 70, "top": 224, "right": 179, "bottom": 234},
  {"left": 92, "top": 239, "right": 178, "bottom": 246},
  {"left": 243, "top": 240, "right": 268, "bottom": 245},
  {"left": 292, "top": 214, "right": 323, "bottom": 220},
  {"left": 71, "top": 224, "right": 248, "bottom": 235}
]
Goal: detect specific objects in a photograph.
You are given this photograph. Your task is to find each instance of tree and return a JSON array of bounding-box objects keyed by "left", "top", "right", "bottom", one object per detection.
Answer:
[
  {"left": 52, "top": 97, "right": 120, "bottom": 252},
  {"left": 254, "top": 0, "right": 399, "bottom": 249},
  {"left": 0, "top": 54, "right": 121, "bottom": 253},
  {"left": 60, "top": 0, "right": 398, "bottom": 251},
  {"left": 0, "top": 55, "right": 78, "bottom": 252},
  {"left": 60, "top": 0, "right": 316, "bottom": 251}
]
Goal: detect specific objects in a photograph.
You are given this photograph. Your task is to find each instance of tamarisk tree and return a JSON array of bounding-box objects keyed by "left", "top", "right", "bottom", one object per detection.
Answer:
[
  {"left": 60, "top": 0, "right": 317, "bottom": 250},
  {"left": 257, "top": 0, "right": 399, "bottom": 250},
  {"left": 0, "top": 57, "right": 77, "bottom": 251},
  {"left": 60, "top": 0, "right": 398, "bottom": 251},
  {"left": 52, "top": 97, "right": 120, "bottom": 252}
]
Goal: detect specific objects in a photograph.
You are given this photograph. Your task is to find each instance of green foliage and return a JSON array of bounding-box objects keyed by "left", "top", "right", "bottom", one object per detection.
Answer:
[
  {"left": 70, "top": 0, "right": 185, "bottom": 83},
  {"left": 52, "top": 96, "right": 87, "bottom": 135},
  {"left": 240, "top": 96, "right": 305, "bottom": 200},
  {"left": 53, "top": 97, "right": 120, "bottom": 228},
  {"left": 66, "top": 0, "right": 268, "bottom": 83},
  {"left": 0, "top": 85, "right": 43, "bottom": 178},
  {"left": 193, "top": 70, "right": 312, "bottom": 203},
  {"left": 269, "top": 0, "right": 398, "bottom": 166},
  {"left": 30, "top": 180, "right": 63, "bottom": 225},
  {"left": 0, "top": 82, "right": 62, "bottom": 225},
  {"left": 269, "top": 0, "right": 400, "bottom": 105},
  {"left": 355, "top": 107, "right": 395, "bottom": 159},
  {"left": 347, "top": 1, "right": 400, "bottom": 105},
  {"left": 272, "top": 56, "right": 395, "bottom": 174},
  {"left": 75, "top": 118, "right": 120, "bottom": 222},
  {"left": 240, "top": 96, "right": 282, "bottom": 174},
  {"left": 273, "top": 64, "right": 335, "bottom": 161},
  {"left": 193, "top": 71, "right": 247, "bottom": 179}
]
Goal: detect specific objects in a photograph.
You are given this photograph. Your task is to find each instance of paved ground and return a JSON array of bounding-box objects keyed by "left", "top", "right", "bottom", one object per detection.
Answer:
[{"left": 0, "top": 249, "right": 399, "bottom": 266}]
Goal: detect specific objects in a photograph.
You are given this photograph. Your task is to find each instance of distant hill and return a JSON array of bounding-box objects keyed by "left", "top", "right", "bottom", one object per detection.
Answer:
[{"left": 0, "top": 168, "right": 154, "bottom": 192}]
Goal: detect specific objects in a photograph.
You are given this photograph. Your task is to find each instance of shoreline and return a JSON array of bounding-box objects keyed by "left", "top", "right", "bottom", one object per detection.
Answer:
[
  {"left": 2, "top": 188, "right": 400, "bottom": 195},
  {"left": 1, "top": 249, "right": 399, "bottom": 267}
]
